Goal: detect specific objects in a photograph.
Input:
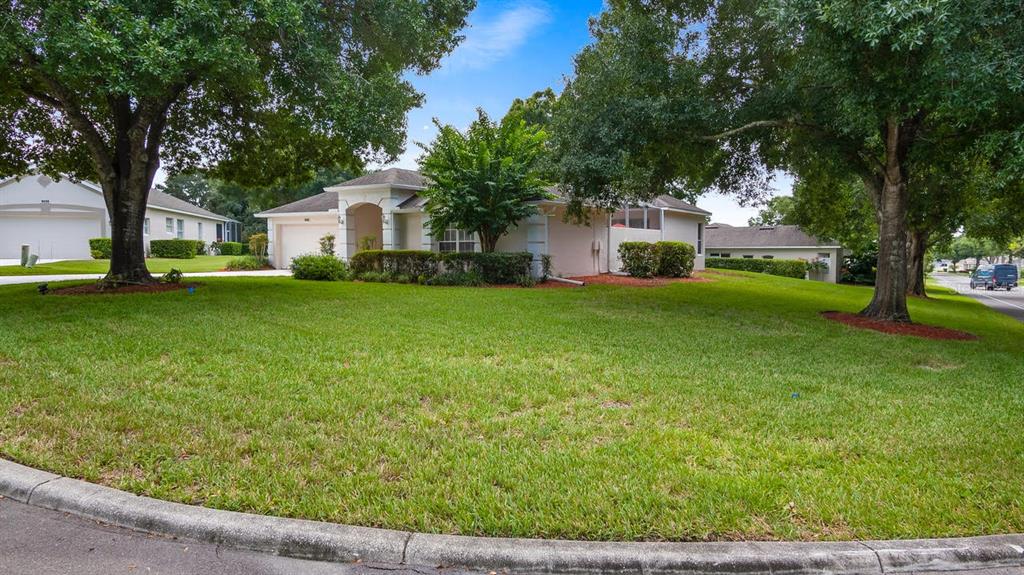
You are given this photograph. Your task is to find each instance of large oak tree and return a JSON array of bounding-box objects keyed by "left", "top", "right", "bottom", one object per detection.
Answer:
[{"left": 0, "top": 0, "right": 474, "bottom": 284}]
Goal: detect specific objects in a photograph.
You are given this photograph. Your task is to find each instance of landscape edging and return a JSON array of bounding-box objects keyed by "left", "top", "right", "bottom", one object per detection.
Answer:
[{"left": 2, "top": 458, "right": 1023, "bottom": 574}]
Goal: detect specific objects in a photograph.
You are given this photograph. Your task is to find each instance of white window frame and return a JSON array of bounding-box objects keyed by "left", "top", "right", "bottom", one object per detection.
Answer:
[
  {"left": 143, "top": 218, "right": 150, "bottom": 236},
  {"left": 697, "top": 222, "right": 704, "bottom": 255},
  {"left": 165, "top": 217, "right": 174, "bottom": 234},
  {"left": 438, "top": 227, "right": 476, "bottom": 253},
  {"left": 176, "top": 219, "right": 185, "bottom": 239},
  {"left": 197, "top": 222, "right": 203, "bottom": 240}
]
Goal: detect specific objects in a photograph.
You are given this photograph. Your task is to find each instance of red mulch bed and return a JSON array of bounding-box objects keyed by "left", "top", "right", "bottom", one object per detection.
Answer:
[
  {"left": 568, "top": 273, "right": 713, "bottom": 287},
  {"left": 820, "top": 311, "right": 978, "bottom": 341},
  {"left": 50, "top": 282, "right": 196, "bottom": 296}
]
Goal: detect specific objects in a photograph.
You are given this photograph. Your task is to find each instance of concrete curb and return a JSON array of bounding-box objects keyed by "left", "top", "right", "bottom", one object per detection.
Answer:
[{"left": 2, "top": 459, "right": 1022, "bottom": 574}]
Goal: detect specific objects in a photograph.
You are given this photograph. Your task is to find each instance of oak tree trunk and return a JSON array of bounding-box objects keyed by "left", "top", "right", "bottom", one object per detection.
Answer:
[
  {"left": 860, "top": 118, "right": 914, "bottom": 323},
  {"left": 104, "top": 177, "right": 154, "bottom": 284},
  {"left": 906, "top": 229, "right": 929, "bottom": 297}
]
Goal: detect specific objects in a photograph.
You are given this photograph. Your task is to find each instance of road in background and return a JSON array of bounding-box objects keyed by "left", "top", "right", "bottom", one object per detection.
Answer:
[{"left": 932, "top": 272, "right": 1024, "bottom": 322}]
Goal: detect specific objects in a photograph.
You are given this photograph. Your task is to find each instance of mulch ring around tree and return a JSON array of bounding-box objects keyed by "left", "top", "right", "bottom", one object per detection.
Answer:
[
  {"left": 568, "top": 273, "right": 714, "bottom": 287},
  {"left": 48, "top": 282, "right": 198, "bottom": 296},
  {"left": 820, "top": 311, "right": 978, "bottom": 341}
]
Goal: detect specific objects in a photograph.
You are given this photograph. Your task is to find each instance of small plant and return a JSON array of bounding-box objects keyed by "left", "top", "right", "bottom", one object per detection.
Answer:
[
  {"left": 225, "top": 256, "right": 268, "bottom": 271},
  {"left": 248, "top": 233, "right": 268, "bottom": 259},
  {"left": 291, "top": 254, "right": 346, "bottom": 281},
  {"left": 515, "top": 274, "right": 537, "bottom": 288},
  {"left": 88, "top": 238, "right": 112, "bottom": 259},
  {"left": 218, "top": 241, "right": 244, "bottom": 255},
  {"left": 806, "top": 258, "right": 829, "bottom": 273},
  {"left": 618, "top": 242, "right": 658, "bottom": 278},
  {"left": 319, "top": 233, "right": 336, "bottom": 256},
  {"left": 161, "top": 268, "right": 184, "bottom": 284},
  {"left": 540, "top": 254, "right": 553, "bottom": 279},
  {"left": 358, "top": 235, "right": 377, "bottom": 251}
]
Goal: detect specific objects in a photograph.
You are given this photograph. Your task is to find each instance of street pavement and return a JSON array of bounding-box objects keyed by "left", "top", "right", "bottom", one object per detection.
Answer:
[
  {"left": 0, "top": 497, "right": 476, "bottom": 575},
  {"left": 932, "top": 272, "right": 1024, "bottom": 322}
]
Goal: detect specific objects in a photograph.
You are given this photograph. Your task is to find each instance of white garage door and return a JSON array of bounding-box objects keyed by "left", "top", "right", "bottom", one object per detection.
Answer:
[
  {"left": 278, "top": 223, "right": 338, "bottom": 268},
  {"left": 0, "top": 215, "right": 104, "bottom": 260}
]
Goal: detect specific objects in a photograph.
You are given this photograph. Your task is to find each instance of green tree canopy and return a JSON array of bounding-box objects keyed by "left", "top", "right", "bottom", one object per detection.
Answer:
[
  {"left": 418, "top": 109, "right": 550, "bottom": 252},
  {"left": 0, "top": 0, "right": 474, "bottom": 283},
  {"left": 748, "top": 196, "right": 796, "bottom": 227}
]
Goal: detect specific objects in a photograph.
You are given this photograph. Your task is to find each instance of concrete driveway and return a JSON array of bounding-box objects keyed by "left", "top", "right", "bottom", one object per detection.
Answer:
[{"left": 932, "top": 272, "right": 1024, "bottom": 322}]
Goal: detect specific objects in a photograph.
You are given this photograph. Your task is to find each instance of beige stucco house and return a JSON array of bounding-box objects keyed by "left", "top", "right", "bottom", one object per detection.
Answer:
[
  {"left": 704, "top": 223, "right": 844, "bottom": 283},
  {"left": 0, "top": 173, "right": 239, "bottom": 260},
  {"left": 256, "top": 168, "right": 711, "bottom": 278}
]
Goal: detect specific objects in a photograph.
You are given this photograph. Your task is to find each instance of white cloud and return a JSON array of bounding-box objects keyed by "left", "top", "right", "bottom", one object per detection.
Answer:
[{"left": 443, "top": 2, "right": 552, "bottom": 71}]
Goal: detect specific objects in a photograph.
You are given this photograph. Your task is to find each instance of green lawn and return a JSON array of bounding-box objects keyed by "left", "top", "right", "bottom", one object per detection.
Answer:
[
  {"left": 0, "top": 255, "right": 237, "bottom": 275},
  {"left": 1, "top": 272, "right": 1022, "bottom": 541}
]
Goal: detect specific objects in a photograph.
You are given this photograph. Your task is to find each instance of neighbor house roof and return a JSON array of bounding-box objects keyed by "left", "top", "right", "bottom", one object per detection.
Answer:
[
  {"left": 650, "top": 195, "right": 712, "bottom": 216},
  {"left": 705, "top": 224, "right": 840, "bottom": 248},
  {"left": 146, "top": 188, "right": 234, "bottom": 221},
  {"left": 327, "top": 168, "right": 428, "bottom": 190},
  {"left": 256, "top": 191, "right": 340, "bottom": 215}
]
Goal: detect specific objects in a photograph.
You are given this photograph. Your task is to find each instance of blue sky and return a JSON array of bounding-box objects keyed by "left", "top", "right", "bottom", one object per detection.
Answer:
[{"left": 388, "top": 0, "right": 790, "bottom": 225}]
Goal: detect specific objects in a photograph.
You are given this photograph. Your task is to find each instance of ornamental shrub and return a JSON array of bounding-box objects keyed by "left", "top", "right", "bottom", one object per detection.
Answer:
[
  {"left": 654, "top": 241, "right": 695, "bottom": 277},
  {"left": 225, "top": 255, "right": 268, "bottom": 271},
  {"left": 291, "top": 254, "right": 347, "bottom": 281},
  {"left": 88, "top": 238, "right": 112, "bottom": 259},
  {"left": 150, "top": 239, "right": 197, "bottom": 259},
  {"left": 706, "top": 257, "right": 808, "bottom": 279},
  {"left": 218, "top": 241, "right": 244, "bottom": 255},
  {"left": 618, "top": 242, "right": 658, "bottom": 278},
  {"left": 425, "top": 270, "right": 485, "bottom": 286},
  {"left": 441, "top": 252, "right": 533, "bottom": 284},
  {"left": 248, "top": 233, "right": 268, "bottom": 258},
  {"left": 319, "top": 233, "right": 336, "bottom": 256},
  {"left": 191, "top": 240, "right": 207, "bottom": 256},
  {"left": 350, "top": 250, "right": 440, "bottom": 277}
]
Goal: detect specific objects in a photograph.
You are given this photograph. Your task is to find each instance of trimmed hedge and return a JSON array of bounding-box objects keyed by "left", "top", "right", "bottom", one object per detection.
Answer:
[
  {"left": 706, "top": 257, "right": 807, "bottom": 279},
  {"left": 349, "top": 250, "right": 534, "bottom": 285},
  {"left": 218, "top": 241, "right": 244, "bottom": 255},
  {"left": 88, "top": 238, "right": 112, "bottom": 259},
  {"left": 150, "top": 239, "right": 197, "bottom": 259},
  {"left": 655, "top": 241, "right": 696, "bottom": 278},
  {"left": 291, "top": 254, "right": 347, "bottom": 281},
  {"left": 618, "top": 242, "right": 658, "bottom": 278}
]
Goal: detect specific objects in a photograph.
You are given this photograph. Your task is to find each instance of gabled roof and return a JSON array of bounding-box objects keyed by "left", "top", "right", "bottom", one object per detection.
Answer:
[
  {"left": 147, "top": 188, "right": 233, "bottom": 221},
  {"left": 705, "top": 224, "right": 839, "bottom": 248},
  {"left": 650, "top": 195, "right": 712, "bottom": 216},
  {"left": 256, "top": 191, "right": 340, "bottom": 215},
  {"left": 327, "top": 168, "right": 428, "bottom": 189}
]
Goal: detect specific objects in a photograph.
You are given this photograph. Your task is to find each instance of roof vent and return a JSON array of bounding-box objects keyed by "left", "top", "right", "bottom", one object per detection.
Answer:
[{"left": 758, "top": 226, "right": 775, "bottom": 231}]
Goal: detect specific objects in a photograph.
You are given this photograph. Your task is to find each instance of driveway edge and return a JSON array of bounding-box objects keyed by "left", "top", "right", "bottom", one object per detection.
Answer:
[{"left": 3, "top": 458, "right": 1023, "bottom": 574}]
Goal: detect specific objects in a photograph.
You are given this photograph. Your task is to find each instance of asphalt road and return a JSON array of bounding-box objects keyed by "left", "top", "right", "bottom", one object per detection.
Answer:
[
  {"left": 0, "top": 497, "right": 476, "bottom": 575},
  {"left": 932, "top": 272, "right": 1024, "bottom": 322}
]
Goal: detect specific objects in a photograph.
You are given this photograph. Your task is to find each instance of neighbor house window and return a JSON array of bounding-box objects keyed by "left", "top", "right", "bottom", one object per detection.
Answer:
[
  {"left": 197, "top": 222, "right": 203, "bottom": 240},
  {"left": 176, "top": 219, "right": 184, "bottom": 239},
  {"left": 762, "top": 255, "right": 774, "bottom": 259},
  {"left": 743, "top": 255, "right": 754, "bottom": 259},
  {"left": 216, "top": 223, "right": 224, "bottom": 242},
  {"left": 143, "top": 218, "right": 150, "bottom": 235},
  {"left": 165, "top": 217, "right": 174, "bottom": 233},
  {"left": 720, "top": 252, "right": 731, "bottom": 258},
  {"left": 439, "top": 228, "right": 475, "bottom": 253},
  {"left": 628, "top": 206, "right": 645, "bottom": 229},
  {"left": 612, "top": 205, "right": 663, "bottom": 230},
  {"left": 697, "top": 222, "right": 704, "bottom": 254}
]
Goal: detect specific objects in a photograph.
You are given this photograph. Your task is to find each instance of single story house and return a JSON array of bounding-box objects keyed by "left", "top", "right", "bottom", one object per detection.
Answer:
[
  {"left": 0, "top": 173, "right": 239, "bottom": 260},
  {"left": 704, "top": 223, "right": 844, "bottom": 283},
  {"left": 256, "top": 168, "right": 711, "bottom": 278}
]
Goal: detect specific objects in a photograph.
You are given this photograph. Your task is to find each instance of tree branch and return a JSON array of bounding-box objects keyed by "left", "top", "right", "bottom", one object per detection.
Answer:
[{"left": 700, "top": 119, "right": 817, "bottom": 141}]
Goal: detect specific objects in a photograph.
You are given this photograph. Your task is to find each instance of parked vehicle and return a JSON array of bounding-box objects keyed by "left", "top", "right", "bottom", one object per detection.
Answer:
[{"left": 970, "top": 264, "right": 1019, "bottom": 290}]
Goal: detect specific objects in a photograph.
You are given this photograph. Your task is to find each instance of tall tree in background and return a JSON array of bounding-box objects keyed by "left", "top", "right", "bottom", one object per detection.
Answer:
[
  {"left": 748, "top": 196, "right": 796, "bottom": 227},
  {"left": 0, "top": 0, "right": 474, "bottom": 284},
  {"left": 553, "top": 0, "right": 1024, "bottom": 322},
  {"left": 418, "top": 110, "right": 550, "bottom": 252}
]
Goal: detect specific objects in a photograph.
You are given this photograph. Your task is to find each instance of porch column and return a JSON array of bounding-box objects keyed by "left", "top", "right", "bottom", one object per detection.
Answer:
[
  {"left": 525, "top": 212, "right": 548, "bottom": 277},
  {"left": 381, "top": 200, "right": 397, "bottom": 251},
  {"left": 266, "top": 222, "right": 275, "bottom": 265},
  {"left": 338, "top": 199, "right": 356, "bottom": 261}
]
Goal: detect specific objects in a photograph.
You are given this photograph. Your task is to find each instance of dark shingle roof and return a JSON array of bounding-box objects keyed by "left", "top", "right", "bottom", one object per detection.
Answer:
[
  {"left": 257, "top": 191, "right": 339, "bottom": 215},
  {"left": 651, "top": 195, "right": 711, "bottom": 215},
  {"left": 330, "top": 168, "right": 427, "bottom": 189},
  {"left": 705, "top": 224, "right": 838, "bottom": 248},
  {"left": 147, "top": 188, "right": 233, "bottom": 221}
]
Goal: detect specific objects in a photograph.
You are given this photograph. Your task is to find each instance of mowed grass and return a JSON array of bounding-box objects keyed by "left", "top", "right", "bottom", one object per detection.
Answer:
[
  {"left": 0, "top": 255, "right": 237, "bottom": 276},
  {"left": 0, "top": 272, "right": 1022, "bottom": 541}
]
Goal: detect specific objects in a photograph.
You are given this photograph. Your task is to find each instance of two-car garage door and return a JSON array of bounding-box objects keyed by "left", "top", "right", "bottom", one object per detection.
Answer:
[
  {"left": 276, "top": 223, "right": 338, "bottom": 267},
  {"left": 0, "top": 214, "right": 104, "bottom": 260}
]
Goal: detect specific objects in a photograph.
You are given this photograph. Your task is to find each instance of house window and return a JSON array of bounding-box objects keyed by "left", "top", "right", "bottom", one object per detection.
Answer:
[
  {"left": 628, "top": 206, "right": 644, "bottom": 229},
  {"left": 176, "top": 219, "right": 184, "bottom": 239},
  {"left": 143, "top": 218, "right": 150, "bottom": 236},
  {"left": 216, "top": 223, "right": 224, "bottom": 242},
  {"left": 165, "top": 217, "right": 174, "bottom": 233},
  {"left": 612, "top": 206, "right": 663, "bottom": 230},
  {"left": 743, "top": 255, "right": 754, "bottom": 259},
  {"left": 697, "top": 222, "right": 704, "bottom": 254},
  {"left": 197, "top": 222, "right": 203, "bottom": 240},
  {"left": 611, "top": 208, "right": 627, "bottom": 228},
  {"left": 438, "top": 228, "right": 476, "bottom": 253},
  {"left": 720, "top": 252, "right": 731, "bottom": 258},
  {"left": 762, "top": 255, "right": 774, "bottom": 259}
]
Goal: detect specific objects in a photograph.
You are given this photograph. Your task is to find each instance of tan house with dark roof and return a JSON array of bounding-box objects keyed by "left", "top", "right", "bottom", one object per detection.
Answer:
[
  {"left": 257, "top": 168, "right": 712, "bottom": 278},
  {"left": 705, "top": 223, "right": 844, "bottom": 283}
]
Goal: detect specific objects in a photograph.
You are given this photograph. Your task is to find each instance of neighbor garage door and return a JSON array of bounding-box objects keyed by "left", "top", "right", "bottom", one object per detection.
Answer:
[
  {"left": 277, "top": 223, "right": 338, "bottom": 267},
  {"left": 0, "top": 214, "right": 104, "bottom": 260}
]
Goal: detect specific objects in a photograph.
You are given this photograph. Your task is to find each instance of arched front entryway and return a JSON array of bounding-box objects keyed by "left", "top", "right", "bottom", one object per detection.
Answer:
[{"left": 345, "top": 202, "right": 383, "bottom": 255}]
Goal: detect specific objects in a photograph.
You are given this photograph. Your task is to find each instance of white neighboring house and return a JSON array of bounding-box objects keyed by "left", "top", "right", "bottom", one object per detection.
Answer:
[
  {"left": 704, "top": 223, "right": 844, "bottom": 283},
  {"left": 0, "top": 173, "right": 239, "bottom": 260},
  {"left": 256, "top": 168, "right": 711, "bottom": 277}
]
